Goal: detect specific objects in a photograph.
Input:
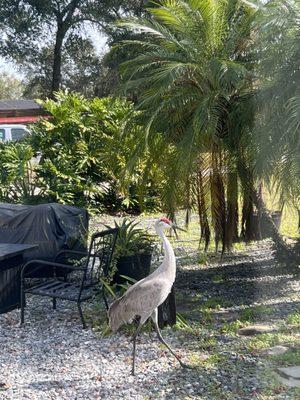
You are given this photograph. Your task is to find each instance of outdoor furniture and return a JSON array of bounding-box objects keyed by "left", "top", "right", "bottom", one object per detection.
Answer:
[
  {"left": 0, "top": 243, "right": 37, "bottom": 314},
  {"left": 20, "top": 228, "right": 118, "bottom": 328},
  {"left": 0, "top": 203, "right": 89, "bottom": 278}
]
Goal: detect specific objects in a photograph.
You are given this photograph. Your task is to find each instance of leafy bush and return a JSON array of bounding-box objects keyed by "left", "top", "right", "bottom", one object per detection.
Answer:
[
  {"left": 25, "top": 91, "right": 160, "bottom": 212},
  {"left": 0, "top": 92, "right": 162, "bottom": 213},
  {"left": 0, "top": 141, "right": 43, "bottom": 203}
]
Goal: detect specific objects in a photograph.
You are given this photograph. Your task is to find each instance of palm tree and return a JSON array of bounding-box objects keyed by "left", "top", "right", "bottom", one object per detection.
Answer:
[
  {"left": 117, "top": 0, "right": 258, "bottom": 251},
  {"left": 256, "top": 0, "right": 300, "bottom": 222},
  {"left": 253, "top": 0, "right": 300, "bottom": 261},
  {"left": 114, "top": 0, "right": 298, "bottom": 261}
]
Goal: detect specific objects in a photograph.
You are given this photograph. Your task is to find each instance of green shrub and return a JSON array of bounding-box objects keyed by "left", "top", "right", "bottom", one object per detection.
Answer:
[{"left": 0, "top": 91, "right": 161, "bottom": 212}]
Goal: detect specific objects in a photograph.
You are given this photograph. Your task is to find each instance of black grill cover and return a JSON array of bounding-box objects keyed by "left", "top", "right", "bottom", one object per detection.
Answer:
[{"left": 0, "top": 203, "right": 89, "bottom": 275}]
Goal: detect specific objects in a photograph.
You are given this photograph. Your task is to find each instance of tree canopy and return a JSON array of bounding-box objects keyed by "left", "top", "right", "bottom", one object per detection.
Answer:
[
  {"left": 0, "top": 72, "right": 24, "bottom": 99},
  {"left": 0, "top": 0, "right": 148, "bottom": 97}
]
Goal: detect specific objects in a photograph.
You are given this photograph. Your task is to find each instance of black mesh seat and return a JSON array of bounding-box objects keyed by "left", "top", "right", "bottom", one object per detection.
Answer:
[
  {"left": 26, "top": 280, "right": 94, "bottom": 302},
  {"left": 20, "top": 228, "right": 118, "bottom": 328}
]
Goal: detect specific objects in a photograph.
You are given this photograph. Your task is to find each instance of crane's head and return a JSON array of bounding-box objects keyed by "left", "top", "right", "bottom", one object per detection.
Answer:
[
  {"left": 155, "top": 217, "right": 186, "bottom": 234},
  {"left": 157, "top": 217, "right": 172, "bottom": 229}
]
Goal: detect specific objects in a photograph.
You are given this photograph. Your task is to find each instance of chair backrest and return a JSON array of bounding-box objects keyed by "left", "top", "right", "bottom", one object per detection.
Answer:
[{"left": 82, "top": 227, "right": 118, "bottom": 286}]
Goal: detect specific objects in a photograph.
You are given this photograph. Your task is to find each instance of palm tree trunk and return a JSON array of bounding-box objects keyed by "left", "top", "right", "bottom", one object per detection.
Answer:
[
  {"left": 210, "top": 144, "right": 226, "bottom": 253},
  {"left": 238, "top": 159, "right": 256, "bottom": 242},
  {"left": 225, "top": 169, "right": 239, "bottom": 251},
  {"left": 184, "top": 179, "right": 192, "bottom": 228},
  {"left": 241, "top": 187, "right": 255, "bottom": 242},
  {"left": 196, "top": 160, "right": 210, "bottom": 252}
]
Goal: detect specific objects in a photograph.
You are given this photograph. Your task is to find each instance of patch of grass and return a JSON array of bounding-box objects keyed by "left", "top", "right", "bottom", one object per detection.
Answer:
[
  {"left": 199, "top": 309, "right": 214, "bottom": 324},
  {"left": 178, "top": 255, "right": 199, "bottom": 266},
  {"left": 286, "top": 312, "right": 300, "bottom": 325},
  {"left": 198, "top": 253, "right": 208, "bottom": 264},
  {"left": 191, "top": 292, "right": 203, "bottom": 302},
  {"left": 280, "top": 206, "right": 299, "bottom": 238},
  {"left": 189, "top": 351, "right": 226, "bottom": 368},
  {"left": 188, "top": 351, "right": 205, "bottom": 365},
  {"left": 201, "top": 297, "right": 234, "bottom": 311},
  {"left": 199, "top": 337, "right": 218, "bottom": 350},
  {"left": 202, "top": 353, "right": 226, "bottom": 367},
  {"left": 174, "top": 313, "right": 193, "bottom": 332},
  {"left": 269, "top": 348, "right": 300, "bottom": 366},
  {"left": 247, "top": 331, "right": 299, "bottom": 352},
  {"left": 239, "top": 305, "right": 273, "bottom": 322},
  {"left": 219, "top": 320, "right": 244, "bottom": 335},
  {"left": 233, "top": 241, "right": 246, "bottom": 251},
  {"left": 211, "top": 274, "right": 224, "bottom": 283}
]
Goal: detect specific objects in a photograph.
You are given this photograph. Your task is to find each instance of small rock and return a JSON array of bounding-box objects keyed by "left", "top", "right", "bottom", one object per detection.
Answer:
[
  {"left": 262, "top": 345, "right": 289, "bottom": 356},
  {"left": 275, "top": 366, "right": 300, "bottom": 388},
  {"left": 237, "top": 324, "right": 276, "bottom": 336}
]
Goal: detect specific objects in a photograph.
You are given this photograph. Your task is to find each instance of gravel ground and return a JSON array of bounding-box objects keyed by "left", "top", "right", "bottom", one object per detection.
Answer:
[
  {"left": 0, "top": 301, "right": 192, "bottom": 400},
  {"left": 0, "top": 225, "right": 299, "bottom": 399}
]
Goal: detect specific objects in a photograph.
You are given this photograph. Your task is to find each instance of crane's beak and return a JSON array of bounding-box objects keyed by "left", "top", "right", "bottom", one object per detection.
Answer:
[
  {"left": 171, "top": 223, "right": 187, "bottom": 238},
  {"left": 172, "top": 225, "right": 186, "bottom": 232}
]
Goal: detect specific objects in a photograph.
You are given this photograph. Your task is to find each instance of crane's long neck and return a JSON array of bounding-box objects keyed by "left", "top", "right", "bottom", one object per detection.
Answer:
[{"left": 156, "top": 226, "right": 176, "bottom": 280}]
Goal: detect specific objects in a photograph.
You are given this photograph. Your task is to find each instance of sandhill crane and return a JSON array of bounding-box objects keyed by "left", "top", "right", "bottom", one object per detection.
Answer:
[{"left": 108, "top": 217, "right": 189, "bottom": 375}]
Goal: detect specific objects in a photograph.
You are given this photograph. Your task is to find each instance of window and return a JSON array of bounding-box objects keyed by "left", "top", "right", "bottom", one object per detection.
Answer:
[
  {"left": 0, "top": 129, "right": 5, "bottom": 142},
  {"left": 11, "top": 128, "right": 28, "bottom": 141}
]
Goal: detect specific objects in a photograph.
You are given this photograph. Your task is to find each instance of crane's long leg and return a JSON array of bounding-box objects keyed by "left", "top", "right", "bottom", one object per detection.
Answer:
[
  {"left": 151, "top": 308, "right": 190, "bottom": 369},
  {"left": 132, "top": 320, "right": 143, "bottom": 376}
]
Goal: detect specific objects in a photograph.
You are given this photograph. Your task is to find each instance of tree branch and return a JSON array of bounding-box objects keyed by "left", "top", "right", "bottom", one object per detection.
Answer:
[{"left": 62, "top": 0, "right": 81, "bottom": 25}]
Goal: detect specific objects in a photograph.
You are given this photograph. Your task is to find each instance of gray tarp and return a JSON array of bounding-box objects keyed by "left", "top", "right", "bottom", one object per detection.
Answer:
[{"left": 0, "top": 203, "right": 88, "bottom": 275}]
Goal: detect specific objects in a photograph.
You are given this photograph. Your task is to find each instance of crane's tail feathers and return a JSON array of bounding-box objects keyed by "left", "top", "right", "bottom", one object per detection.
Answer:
[{"left": 108, "top": 297, "right": 134, "bottom": 332}]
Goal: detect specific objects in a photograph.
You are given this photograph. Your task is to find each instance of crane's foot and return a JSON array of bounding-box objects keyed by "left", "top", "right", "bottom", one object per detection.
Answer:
[{"left": 179, "top": 361, "right": 194, "bottom": 370}]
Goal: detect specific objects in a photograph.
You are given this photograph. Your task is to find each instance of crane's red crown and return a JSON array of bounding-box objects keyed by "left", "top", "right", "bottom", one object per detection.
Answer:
[{"left": 159, "top": 217, "right": 172, "bottom": 225}]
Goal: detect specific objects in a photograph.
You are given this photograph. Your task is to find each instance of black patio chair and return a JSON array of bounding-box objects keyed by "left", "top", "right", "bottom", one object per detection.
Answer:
[{"left": 20, "top": 228, "right": 118, "bottom": 328}]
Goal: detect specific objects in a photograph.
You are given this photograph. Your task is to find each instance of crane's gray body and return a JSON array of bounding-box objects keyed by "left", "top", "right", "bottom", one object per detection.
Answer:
[
  {"left": 108, "top": 218, "right": 187, "bottom": 375},
  {"left": 108, "top": 220, "right": 176, "bottom": 331}
]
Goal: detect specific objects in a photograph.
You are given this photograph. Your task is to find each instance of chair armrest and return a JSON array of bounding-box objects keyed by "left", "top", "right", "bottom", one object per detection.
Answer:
[{"left": 21, "top": 259, "right": 85, "bottom": 281}]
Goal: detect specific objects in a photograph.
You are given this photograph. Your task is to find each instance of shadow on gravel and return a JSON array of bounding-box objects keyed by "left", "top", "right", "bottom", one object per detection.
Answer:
[
  {"left": 176, "top": 251, "right": 299, "bottom": 310},
  {"left": 141, "top": 358, "right": 261, "bottom": 400}
]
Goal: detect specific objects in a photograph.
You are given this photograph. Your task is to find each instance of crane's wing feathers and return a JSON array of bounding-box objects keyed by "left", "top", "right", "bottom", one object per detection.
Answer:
[{"left": 108, "top": 278, "right": 171, "bottom": 332}]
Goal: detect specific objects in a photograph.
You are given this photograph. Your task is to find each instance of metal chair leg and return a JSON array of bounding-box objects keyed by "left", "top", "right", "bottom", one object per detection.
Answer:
[
  {"left": 20, "top": 300, "right": 25, "bottom": 324},
  {"left": 20, "top": 281, "right": 25, "bottom": 324},
  {"left": 77, "top": 303, "right": 86, "bottom": 329}
]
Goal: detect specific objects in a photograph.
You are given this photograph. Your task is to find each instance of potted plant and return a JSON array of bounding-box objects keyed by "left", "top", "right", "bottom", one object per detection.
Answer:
[{"left": 110, "top": 218, "right": 155, "bottom": 285}]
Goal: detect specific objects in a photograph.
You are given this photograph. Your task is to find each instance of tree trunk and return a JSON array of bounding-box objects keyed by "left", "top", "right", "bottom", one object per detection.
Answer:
[
  {"left": 50, "top": 0, "right": 81, "bottom": 96},
  {"left": 184, "top": 179, "right": 191, "bottom": 228},
  {"left": 241, "top": 187, "right": 255, "bottom": 242},
  {"left": 225, "top": 169, "right": 239, "bottom": 251},
  {"left": 51, "top": 25, "right": 65, "bottom": 96},
  {"left": 196, "top": 162, "right": 210, "bottom": 252},
  {"left": 239, "top": 162, "right": 256, "bottom": 242},
  {"left": 210, "top": 144, "right": 226, "bottom": 253}
]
